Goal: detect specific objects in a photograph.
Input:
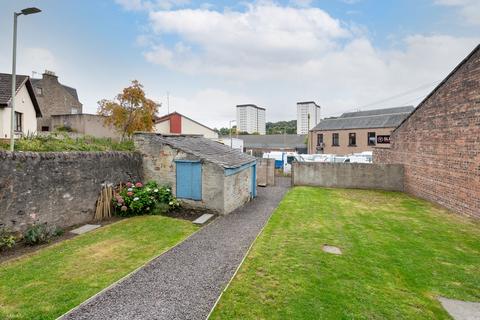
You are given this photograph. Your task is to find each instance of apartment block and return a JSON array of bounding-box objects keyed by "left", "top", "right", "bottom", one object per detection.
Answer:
[
  {"left": 236, "top": 104, "right": 266, "bottom": 135},
  {"left": 297, "top": 101, "right": 321, "bottom": 134}
]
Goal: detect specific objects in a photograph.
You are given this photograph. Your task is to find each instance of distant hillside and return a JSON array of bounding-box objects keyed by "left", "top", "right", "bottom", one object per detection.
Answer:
[{"left": 266, "top": 120, "right": 296, "bottom": 134}]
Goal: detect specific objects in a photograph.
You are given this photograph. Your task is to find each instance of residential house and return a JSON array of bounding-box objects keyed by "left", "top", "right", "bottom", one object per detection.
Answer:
[
  {"left": 240, "top": 134, "right": 307, "bottom": 156},
  {"left": 155, "top": 112, "right": 219, "bottom": 139},
  {"left": 374, "top": 44, "right": 480, "bottom": 219},
  {"left": 31, "top": 70, "right": 83, "bottom": 132},
  {"left": 236, "top": 104, "right": 266, "bottom": 135},
  {"left": 134, "top": 133, "right": 257, "bottom": 215},
  {"left": 308, "top": 106, "right": 414, "bottom": 154},
  {"left": 0, "top": 73, "right": 42, "bottom": 139}
]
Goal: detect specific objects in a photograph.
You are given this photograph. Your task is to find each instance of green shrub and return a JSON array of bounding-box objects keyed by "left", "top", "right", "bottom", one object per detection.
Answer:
[
  {"left": 24, "top": 223, "right": 63, "bottom": 246},
  {"left": 0, "top": 227, "right": 16, "bottom": 251},
  {"left": 0, "top": 134, "right": 134, "bottom": 152},
  {"left": 113, "top": 181, "right": 180, "bottom": 217}
]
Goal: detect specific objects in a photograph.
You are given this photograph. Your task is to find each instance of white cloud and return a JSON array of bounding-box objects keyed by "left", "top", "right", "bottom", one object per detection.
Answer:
[
  {"left": 434, "top": 0, "right": 480, "bottom": 25},
  {"left": 145, "top": 3, "right": 351, "bottom": 77},
  {"left": 120, "top": 2, "right": 479, "bottom": 121}
]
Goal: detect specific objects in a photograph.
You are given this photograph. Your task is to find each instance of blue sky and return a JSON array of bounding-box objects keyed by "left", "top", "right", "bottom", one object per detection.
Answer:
[{"left": 0, "top": 0, "right": 479, "bottom": 128}]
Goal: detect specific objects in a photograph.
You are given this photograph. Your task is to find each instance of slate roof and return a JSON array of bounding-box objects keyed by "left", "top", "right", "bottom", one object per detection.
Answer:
[
  {"left": 156, "top": 134, "right": 256, "bottom": 169},
  {"left": 31, "top": 78, "right": 80, "bottom": 101},
  {"left": 0, "top": 73, "right": 42, "bottom": 117},
  {"left": 238, "top": 134, "right": 307, "bottom": 149},
  {"left": 312, "top": 106, "right": 414, "bottom": 131}
]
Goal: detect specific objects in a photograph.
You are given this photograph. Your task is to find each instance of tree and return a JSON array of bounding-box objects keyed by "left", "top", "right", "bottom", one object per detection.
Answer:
[{"left": 97, "top": 80, "right": 159, "bottom": 139}]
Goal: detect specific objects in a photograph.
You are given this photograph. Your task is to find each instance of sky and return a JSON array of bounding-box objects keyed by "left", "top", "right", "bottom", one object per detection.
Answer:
[{"left": 0, "top": 0, "right": 479, "bottom": 129}]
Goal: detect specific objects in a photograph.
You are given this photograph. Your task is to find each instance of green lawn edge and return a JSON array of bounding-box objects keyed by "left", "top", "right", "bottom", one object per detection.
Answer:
[
  {"left": 210, "top": 187, "right": 480, "bottom": 320},
  {"left": 0, "top": 215, "right": 198, "bottom": 320}
]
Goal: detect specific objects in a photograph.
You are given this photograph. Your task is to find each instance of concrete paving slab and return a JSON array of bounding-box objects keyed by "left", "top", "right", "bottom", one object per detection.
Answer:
[
  {"left": 193, "top": 214, "right": 214, "bottom": 225},
  {"left": 70, "top": 224, "right": 101, "bottom": 235},
  {"left": 322, "top": 245, "right": 342, "bottom": 255},
  {"left": 438, "top": 297, "right": 480, "bottom": 320}
]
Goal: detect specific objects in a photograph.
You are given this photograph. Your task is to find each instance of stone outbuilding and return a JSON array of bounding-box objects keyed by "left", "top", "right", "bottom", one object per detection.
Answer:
[{"left": 134, "top": 133, "right": 257, "bottom": 215}]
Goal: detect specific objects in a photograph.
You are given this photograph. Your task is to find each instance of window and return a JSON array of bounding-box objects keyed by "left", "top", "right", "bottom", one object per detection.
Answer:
[
  {"left": 368, "top": 132, "right": 376, "bottom": 146},
  {"left": 71, "top": 107, "right": 78, "bottom": 114},
  {"left": 317, "top": 133, "right": 324, "bottom": 146},
  {"left": 41, "top": 126, "right": 50, "bottom": 132},
  {"left": 349, "top": 133, "right": 356, "bottom": 146},
  {"left": 332, "top": 133, "right": 339, "bottom": 146},
  {"left": 35, "top": 87, "right": 42, "bottom": 95},
  {"left": 14, "top": 112, "right": 23, "bottom": 132}
]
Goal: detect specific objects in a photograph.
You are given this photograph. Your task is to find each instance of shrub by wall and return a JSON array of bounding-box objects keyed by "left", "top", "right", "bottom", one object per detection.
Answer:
[{"left": 0, "top": 151, "right": 142, "bottom": 232}]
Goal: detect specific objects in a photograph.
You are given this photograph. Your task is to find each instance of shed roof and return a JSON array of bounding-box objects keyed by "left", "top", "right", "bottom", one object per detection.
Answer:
[
  {"left": 155, "top": 134, "right": 256, "bottom": 169},
  {"left": 238, "top": 134, "right": 307, "bottom": 149},
  {"left": 312, "top": 106, "right": 414, "bottom": 131},
  {"left": 0, "top": 73, "right": 42, "bottom": 117}
]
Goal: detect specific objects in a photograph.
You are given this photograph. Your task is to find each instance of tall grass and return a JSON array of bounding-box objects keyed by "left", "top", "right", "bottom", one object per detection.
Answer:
[{"left": 0, "top": 133, "right": 134, "bottom": 152}]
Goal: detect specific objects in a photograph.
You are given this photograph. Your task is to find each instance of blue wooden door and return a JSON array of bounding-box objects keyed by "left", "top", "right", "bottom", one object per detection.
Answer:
[{"left": 176, "top": 161, "right": 202, "bottom": 200}]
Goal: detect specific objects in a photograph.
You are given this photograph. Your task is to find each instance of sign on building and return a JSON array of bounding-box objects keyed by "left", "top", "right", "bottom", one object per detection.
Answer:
[{"left": 377, "top": 135, "right": 391, "bottom": 144}]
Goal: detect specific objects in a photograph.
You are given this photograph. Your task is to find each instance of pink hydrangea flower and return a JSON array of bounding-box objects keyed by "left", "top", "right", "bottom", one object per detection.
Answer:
[
  {"left": 127, "top": 191, "right": 133, "bottom": 196},
  {"left": 135, "top": 182, "right": 143, "bottom": 188},
  {"left": 117, "top": 197, "right": 124, "bottom": 204},
  {"left": 126, "top": 182, "right": 133, "bottom": 188},
  {"left": 121, "top": 206, "right": 128, "bottom": 211}
]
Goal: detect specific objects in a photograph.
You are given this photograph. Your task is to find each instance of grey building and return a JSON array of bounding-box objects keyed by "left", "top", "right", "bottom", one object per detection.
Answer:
[
  {"left": 31, "top": 70, "right": 83, "bottom": 132},
  {"left": 134, "top": 133, "right": 257, "bottom": 215},
  {"left": 239, "top": 134, "right": 308, "bottom": 156}
]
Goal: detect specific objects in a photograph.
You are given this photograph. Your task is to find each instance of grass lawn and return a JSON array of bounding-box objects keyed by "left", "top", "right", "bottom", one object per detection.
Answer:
[
  {"left": 0, "top": 216, "right": 197, "bottom": 320},
  {"left": 211, "top": 187, "right": 480, "bottom": 319}
]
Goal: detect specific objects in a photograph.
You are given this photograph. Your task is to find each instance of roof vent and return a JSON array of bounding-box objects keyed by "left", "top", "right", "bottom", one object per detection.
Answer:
[{"left": 44, "top": 70, "right": 56, "bottom": 76}]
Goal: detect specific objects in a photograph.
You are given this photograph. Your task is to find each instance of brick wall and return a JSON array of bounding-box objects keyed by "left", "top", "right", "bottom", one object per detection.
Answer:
[
  {"left": 374, "top": 45, "right": 480, "bottom": 218},
  {"left": 0, "top": 151, "right": 142, "bottom": 232}
]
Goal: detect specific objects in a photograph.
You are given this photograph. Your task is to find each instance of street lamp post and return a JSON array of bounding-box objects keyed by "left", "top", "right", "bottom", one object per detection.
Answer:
[
  {"left": 9, "top": 7, "right": 41, "bottom": 151},
  {"left": 229, "top": 120, "right": 236, "bottom": 148}
]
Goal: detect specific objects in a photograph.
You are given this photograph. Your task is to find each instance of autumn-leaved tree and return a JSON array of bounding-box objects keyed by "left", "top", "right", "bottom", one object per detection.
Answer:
[{"left": 98, "top": 80, "right": 159, "bottom": 139}]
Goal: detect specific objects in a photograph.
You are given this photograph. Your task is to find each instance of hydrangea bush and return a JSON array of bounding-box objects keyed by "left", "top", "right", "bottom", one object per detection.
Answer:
[{"left": 113, "top": 181, "right": 180, "bottom": 216}]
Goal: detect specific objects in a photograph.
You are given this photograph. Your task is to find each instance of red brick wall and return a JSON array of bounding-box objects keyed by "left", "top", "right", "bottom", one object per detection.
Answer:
[{"left": 374, "top": 46, "right": 480, "bottom": 218}]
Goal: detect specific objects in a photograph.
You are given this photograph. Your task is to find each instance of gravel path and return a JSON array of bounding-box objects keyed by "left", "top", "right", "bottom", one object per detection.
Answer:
[{"left": 61, "top": 177, "right": 290, "bottom": 320}]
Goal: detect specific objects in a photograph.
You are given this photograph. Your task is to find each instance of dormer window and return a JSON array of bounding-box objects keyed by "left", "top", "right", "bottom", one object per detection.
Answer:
[
  {"left": 35, "top": 87, "right": 43, "bottom": 95},
  {"left": 71, "top": 107, "right": 78, "bottom": 114}
]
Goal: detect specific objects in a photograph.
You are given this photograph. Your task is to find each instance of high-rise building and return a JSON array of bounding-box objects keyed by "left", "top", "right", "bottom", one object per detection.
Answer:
[
  {"left": 297, "top": 101, "right": 321, "bottom": 134},
  {"left": 236, "top": 104, "right": 266, "bottom": 135}
]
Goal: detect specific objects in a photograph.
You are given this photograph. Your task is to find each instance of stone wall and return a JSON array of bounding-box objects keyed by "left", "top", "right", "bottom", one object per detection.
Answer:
[
  {"left": 224, "top": 167, "right": 253, "bottom": 214},
  {"left": 256, "top": 158, "right": 275, "bottom": 186},
  {"left": 373, "top": 45, "right": 480, "bottom": 218},
  {"left": 0, "top": 151, "right": 142, "bottom": 232},
  {"left": 292, "top": 162, "right": 404, "bottom": 191}
]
